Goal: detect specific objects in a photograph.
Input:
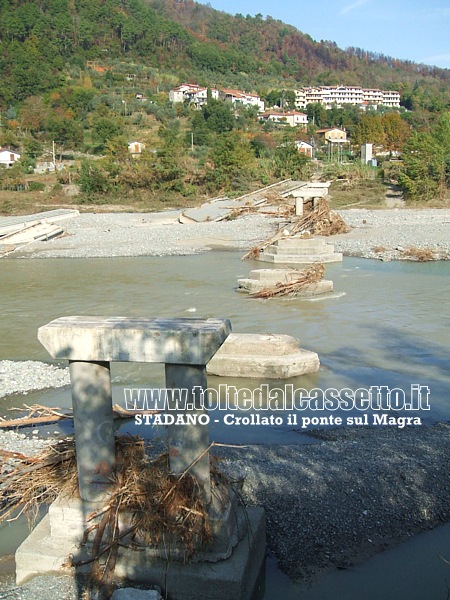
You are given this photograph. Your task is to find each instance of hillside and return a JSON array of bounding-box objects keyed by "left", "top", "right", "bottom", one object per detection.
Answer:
[{"left": 0, "top": 0, "right": 449, "bottom": 107}]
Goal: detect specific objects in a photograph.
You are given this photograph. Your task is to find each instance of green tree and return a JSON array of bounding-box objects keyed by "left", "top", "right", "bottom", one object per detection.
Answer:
[
  {"left": 91, "top": 117, "right": 124, "bottom": 152},
  {"left": 273, "top": 141, "right": 311, "bottom": 180},
  {"left": 153, "top": 121, "right": 185, "bottom": 191},
  {"left": 78, "top": 160, "right": 112, "bottom": 195},
  {"left": 398, "top": 114, "right": 450, "bottom": 202},
  {"left": 306, "top": 103, "right": 327, "bottom": 128},
  {"left": 352, "top": 114, "right": 385, "bottom": 147},
  {"left": 207, "top": 131, "right": 254, "bottom": 190},
  {"left": 381, "top": 112, "right": 411, "bottom": 155},
  {"left": 45, "top": 115, "right": 84, "bottom": 149},
  {"left": 202, "top": 100, "right": 235, "bottom": 134}
]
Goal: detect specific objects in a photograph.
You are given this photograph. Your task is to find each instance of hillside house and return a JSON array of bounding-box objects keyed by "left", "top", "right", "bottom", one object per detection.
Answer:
[
  {"left": 128, "top": 141, "right": 146, "bottom": 156},
  {"left": 220, "top": 89, "right": 265, "bottom": 111},
  {"left": 295, "top": 140, "right": 314, "bottom": 157},
  {"left": 315, "top": 128, "right": 348, "bottom": 144},
  {"left": 0, "top": 148, "right": 20, "bottom": 168},
  {"left": 169, "top": 84, "right": 219, "bottom": 107},
  {"left": 261, "top": 111, "right": 309, "bottom": 128}
]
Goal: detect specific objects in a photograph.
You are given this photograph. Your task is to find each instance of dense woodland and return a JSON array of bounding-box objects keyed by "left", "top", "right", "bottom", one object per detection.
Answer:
[{"left": 0, "top": 0, "right": 449, "bottom": 206}]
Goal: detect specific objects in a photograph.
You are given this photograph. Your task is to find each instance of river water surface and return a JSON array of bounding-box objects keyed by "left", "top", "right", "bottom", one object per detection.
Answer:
[{"left": 0, "top": 251, "right": 449, "bottom": 598}]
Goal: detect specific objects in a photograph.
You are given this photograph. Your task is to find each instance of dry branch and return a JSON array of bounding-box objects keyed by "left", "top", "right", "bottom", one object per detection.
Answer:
[
  {"left": 242, "top": 198, "right": 349, "bottom": 260},
  {"left": 250, "top": 264, "right": 325, "bottom": 298},
  {"left": 0, "top": 403, "right": 158, "bottom": 429},
  {"left": 0, "top": 435, "right": 232, "bottom": 596}
]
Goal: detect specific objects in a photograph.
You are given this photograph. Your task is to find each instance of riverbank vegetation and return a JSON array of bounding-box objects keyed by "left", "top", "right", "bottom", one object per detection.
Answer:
[{"left": 0, "top": 0, "right": 449, "bottom": 213}]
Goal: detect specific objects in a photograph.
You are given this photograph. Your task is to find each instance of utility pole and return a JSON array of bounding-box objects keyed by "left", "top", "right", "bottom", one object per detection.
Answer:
[{"left": 52, "top": 141, "right": 56, "bottom": 171}]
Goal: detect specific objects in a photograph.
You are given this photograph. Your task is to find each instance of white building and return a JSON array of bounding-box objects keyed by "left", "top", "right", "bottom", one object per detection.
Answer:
[
  {"left": 259, "top": 111, "right": 308, "bottom": 128},
  {"left": 169, "top": 84, "right": 219, "bottom": 107},
  {"left": 220, "top": 88, "right": 265, "bottom": 111},
  {"left": 0, "top": 148, "right": 21, "bottom": 168},
  {"left": 295, "top": 140, "right": 314, "bottom": 157},
  {"left": 128, "top": 141, "right": 146, "bottom": 156},
  {"left": 294, "top": 86, "right": 400, "bottom": 110}
]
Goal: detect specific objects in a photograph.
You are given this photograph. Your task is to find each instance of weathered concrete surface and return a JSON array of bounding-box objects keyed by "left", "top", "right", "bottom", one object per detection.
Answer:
[
  {"left": 257, "top": 237, "right": 342, "bottom": 265},
  {"left": 179, "top": 180, "right": 305, "bottom": 223},
  {"left": 237, "top": 268, "right": 334, "bottom": 296},
  {"left": 165, "top": 363, "right": 211, "bottom": 502},
  {"left": 69, "top": 359, "right": 115, "bottom": 501},
  {"left": 38, "top": 317, "right": 232, "bottom": 364},
  {"left": 38, "top": 317, "right": 231, "bottom": 501},
  {"left": 16, "top": 503, "right": 266, "bottom": 600},
  {"left": 0, "top": 209, "right": 79, "bottom": 237},
  {"left": 207, "top": 333, "right": 320, "bottom": 379}
]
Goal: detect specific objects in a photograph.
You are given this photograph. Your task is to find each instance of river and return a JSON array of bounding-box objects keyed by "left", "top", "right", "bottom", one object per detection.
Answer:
[{"left": 0, "top": 251, "right": 449, "bottom": 598}]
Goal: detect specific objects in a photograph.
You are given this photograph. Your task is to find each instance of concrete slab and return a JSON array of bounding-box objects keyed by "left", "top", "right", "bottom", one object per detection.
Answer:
[
  {"left": 256, "top": 252, "right": 342, "bottom": 264},
  {"left": 256, "top": 237, "right": 342, "bottom": 265},
  {"left": 237, "top": 267, "right": 334, "bottom": 297},
  {"left": 0, "top": 209, "right": 79, "bottom": 237},
  {"left": 38, "top": 317, "right": 231, "bottom": 364},
  {"left": 16, "top": 507, "right": 266, "bottom": 600},
  {"left": 207, "top": 333, "right": 320, "bottom": 379},
  {"left": 271, "top": 238, "right": 332, "bottom": 251},
  {"left": 16, "top": 514, "right": 86, "bottom": 584}
]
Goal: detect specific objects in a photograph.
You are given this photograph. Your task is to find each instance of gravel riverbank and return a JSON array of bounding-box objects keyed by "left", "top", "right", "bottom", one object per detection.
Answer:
[
  {"left": 0, "top": 361, "right": 69, "bottom": 399},
  {"left": 334, "top": 208, "right": 450, "bottom": 260},
  {"left": 2, "top": 207, "right": 450, "bottom": 261},
  {"left": 218, "top": 423, "right": 450, "bottom": 583}
]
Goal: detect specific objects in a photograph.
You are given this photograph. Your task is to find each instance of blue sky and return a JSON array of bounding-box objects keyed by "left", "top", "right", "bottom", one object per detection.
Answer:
[{"left": 197, "top": 0, "right": 450, "bottom": 69}]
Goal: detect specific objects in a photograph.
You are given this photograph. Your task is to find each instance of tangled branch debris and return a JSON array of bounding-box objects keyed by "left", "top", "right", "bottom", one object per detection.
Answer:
[
  {"left": 401, "top": 247, "right": 436, "bottom": 261},
  {"left": 242, "top": 198, "right": 349, "bottom": 260},
  {"left": 0, "top": 437, "right": 77, "bottom": 523},
  {"left": 250, "top": 264, "right": 325, "bottom": 299},
  {"left": 226, "top": 191, "right": 295, "bottom": 221},
  {"left": 0, "top": 403, "right": 157, "bottom": 429},
  {"left": 0, "top": 435, "right": 230, "bottom": 597}
]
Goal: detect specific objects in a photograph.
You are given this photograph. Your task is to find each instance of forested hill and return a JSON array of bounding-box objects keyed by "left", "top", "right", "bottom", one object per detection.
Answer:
[{"left": 0, "top": 0, "right": 449, "bottom": 106}]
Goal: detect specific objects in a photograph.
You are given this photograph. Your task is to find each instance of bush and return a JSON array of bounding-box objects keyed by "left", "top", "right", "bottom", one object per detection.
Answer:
[{"left": 28, "top": 181, "right": 45, "bottom": 191}]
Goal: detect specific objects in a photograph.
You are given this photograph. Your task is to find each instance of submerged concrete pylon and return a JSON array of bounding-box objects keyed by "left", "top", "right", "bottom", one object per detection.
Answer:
[
  {"left": 207, "top": 333, "right": 320, "bottom": 379},
  {"left": 237, "top": 268, "right": 334, "bottom": 297}
]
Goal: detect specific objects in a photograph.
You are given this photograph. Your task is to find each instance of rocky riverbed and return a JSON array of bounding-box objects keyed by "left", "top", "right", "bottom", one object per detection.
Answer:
[
  {"left": 0, "top": 423, "right": 449, "bottom": 597},
  {"left": 333, "top": 208, "right": 450, "bottom": 261},
  {"left": 2, "top": 207, "right": 450, "bottom": 261},
  {"left": 218, "top": 423, "right": 450, "bottom": 583}
]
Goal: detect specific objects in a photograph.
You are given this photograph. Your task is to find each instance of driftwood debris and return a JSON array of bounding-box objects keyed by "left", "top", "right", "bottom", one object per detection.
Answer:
[
  {"left": 250, "top": 264, "right": 325, "bottom": 299},
  {"left": 0, "top": 404, "right": 71, "bottom": 429},
  {"left": 0, "top": 403, "right": 158, "bottom": 429},
  {"left": 242, "top": 198, "right": 349, "bottom": 260},
  {"left": 0, "top": 435, "right": 233, "bottom": 598}
]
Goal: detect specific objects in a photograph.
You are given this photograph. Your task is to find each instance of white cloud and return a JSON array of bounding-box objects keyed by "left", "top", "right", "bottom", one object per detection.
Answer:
[{"left": 341, "top": 0, "right": 369, "bottom": 15}]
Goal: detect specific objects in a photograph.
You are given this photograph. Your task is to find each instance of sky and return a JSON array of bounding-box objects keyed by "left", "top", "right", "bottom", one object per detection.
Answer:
[{"left": 197, "top": 0, "right": 450, "bottom": 69}]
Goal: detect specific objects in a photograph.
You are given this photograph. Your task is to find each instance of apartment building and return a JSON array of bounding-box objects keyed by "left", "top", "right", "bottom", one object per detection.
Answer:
[{"left": 294, "top": 86, "right": 400, "bottom": 110}]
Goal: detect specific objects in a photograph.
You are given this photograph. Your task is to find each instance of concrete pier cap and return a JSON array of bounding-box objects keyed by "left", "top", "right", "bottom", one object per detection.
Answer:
[
  {"left": 37, "top": 316, "right": 231, "bottom": 502},
  {"left": 38, "top": 316, "right": 231, "bottom": 364}
]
